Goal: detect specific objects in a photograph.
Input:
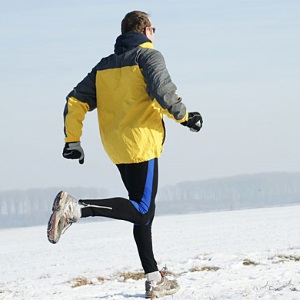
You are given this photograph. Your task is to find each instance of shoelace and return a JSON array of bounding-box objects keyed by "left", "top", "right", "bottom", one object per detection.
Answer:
[{"left": 61, "top": 204, "right": 76, "bottom": 235}]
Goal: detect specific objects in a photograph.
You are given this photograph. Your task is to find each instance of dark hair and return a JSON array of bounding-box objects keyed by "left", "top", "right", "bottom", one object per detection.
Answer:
[{"left": 121, "top": 11, "right": 151, "bottom": 34}]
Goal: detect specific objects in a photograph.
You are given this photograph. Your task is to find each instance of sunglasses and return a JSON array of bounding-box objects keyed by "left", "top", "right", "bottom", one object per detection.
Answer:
[{"left": 145, "top": 27, "right": 156, "bottom": 34}]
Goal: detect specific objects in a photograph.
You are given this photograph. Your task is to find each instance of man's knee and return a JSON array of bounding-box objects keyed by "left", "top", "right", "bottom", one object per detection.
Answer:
[{"left": 134, "top": 208, "right": 155, "bottom": 225}]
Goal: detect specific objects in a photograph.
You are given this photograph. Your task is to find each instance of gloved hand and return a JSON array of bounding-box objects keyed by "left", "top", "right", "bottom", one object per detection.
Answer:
[
  {"left": 62, "top": 142, "right": 85, "bottom": 164},
  {"left": 181, "top": 112, "right": 203, "bottom": 132}
]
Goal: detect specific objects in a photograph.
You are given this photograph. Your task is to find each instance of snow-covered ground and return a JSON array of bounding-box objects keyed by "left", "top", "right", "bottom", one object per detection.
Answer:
[{"left": 1, "top": 205, "right": 300, "bottom": 300}]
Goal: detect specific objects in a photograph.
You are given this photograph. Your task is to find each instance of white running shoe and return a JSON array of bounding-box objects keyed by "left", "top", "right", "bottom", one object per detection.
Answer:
[
  {"left": 47, "top": 191, "right": 81, "bottom": 244},
  {"left": 145, "top": 270, "right": 179, "bottom": 298}
]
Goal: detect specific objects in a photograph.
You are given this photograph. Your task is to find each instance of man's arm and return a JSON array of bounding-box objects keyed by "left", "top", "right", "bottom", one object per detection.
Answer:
[
  {"left": 63, "top": 67, "right": 97, "bottom": 163},
  {"left": 139, "top": 49, "right": 188, "bottom": 123},
  {"left": 140, "top": 49, "right": 202, "bottom": 131}
]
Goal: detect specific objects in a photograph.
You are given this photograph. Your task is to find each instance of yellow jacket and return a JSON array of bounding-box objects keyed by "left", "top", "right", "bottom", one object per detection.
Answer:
[{"left": 64, "top": 32, "right": 188, "bottom": 164}]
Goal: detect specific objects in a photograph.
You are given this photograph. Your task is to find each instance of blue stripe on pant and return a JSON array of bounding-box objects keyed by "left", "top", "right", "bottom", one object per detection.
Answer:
[{"left": 130, "top": 158, "right": 155, "bottom": 215}]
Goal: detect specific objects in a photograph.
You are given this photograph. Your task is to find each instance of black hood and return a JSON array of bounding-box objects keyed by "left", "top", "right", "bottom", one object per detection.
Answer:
[{"left": 114, "top": 32, "right": 151, "bottom": 55}]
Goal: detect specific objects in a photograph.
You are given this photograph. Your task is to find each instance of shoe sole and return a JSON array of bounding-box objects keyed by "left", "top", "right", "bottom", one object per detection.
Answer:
[
  {"left": 145, "top": 283, "right": 180, "bottom": 298},
  {"left": 47, "top": 191, "right": 69, "bottom": 244}
]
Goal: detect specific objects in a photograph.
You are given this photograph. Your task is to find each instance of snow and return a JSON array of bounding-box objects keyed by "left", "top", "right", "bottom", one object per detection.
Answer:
[{"left": 1, "top": 205, "right": 300, "bottom": 299}]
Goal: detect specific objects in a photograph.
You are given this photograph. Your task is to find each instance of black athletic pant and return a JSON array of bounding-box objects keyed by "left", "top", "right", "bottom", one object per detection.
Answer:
[{"left": 80, "top": 158, "right": 158, "bottom": 274}]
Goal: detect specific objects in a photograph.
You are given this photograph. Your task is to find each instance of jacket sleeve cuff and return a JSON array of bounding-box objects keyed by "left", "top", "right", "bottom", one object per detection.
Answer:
[{"left": 178, "top": 111, "right": 189, "bottom": 123}]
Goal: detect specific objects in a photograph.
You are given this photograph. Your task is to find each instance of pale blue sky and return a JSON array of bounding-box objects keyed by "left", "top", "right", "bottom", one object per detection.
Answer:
[{"left": 1, "top": 1, "right": 299, "bottom": 194}]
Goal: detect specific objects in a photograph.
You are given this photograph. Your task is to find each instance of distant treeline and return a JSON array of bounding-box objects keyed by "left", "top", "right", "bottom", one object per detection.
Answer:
[
  {"left": 0, "top": 172, "right": 299, "bottom": 228},
  {"left": 156, "top": 172, "right": 300, "bottom": 214},
  {"left": 0, "top": 187, "right": 108, "bottom": 228}
]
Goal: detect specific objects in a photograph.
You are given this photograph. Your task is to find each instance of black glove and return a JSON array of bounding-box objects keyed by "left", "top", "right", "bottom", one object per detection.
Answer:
[
  {"left": 62, "top": 142, "right": 85, "bottom": 164},
  {"left": 181, "top": 112, "right": 203, "bottom": 132}
]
